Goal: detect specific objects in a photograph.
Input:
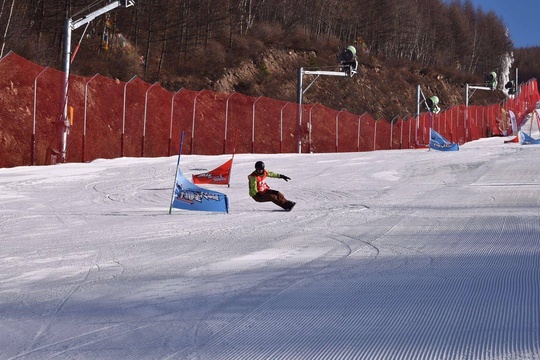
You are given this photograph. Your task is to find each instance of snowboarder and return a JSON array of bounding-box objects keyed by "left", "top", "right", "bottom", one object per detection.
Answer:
[{"left": 248, "top": 161, "right": 295, "bottom": 211}]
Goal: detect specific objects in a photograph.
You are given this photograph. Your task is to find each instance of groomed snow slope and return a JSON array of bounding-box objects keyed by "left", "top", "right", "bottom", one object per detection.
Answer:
[{"left": 1, "top": 130, "right": 539, "bottom": 359}]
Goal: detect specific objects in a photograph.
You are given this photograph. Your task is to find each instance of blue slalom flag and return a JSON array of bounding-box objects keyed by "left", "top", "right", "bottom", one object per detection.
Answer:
[
  {"left": 429, "top": 129, "right": 459, "bottom": 151},
  {"left": 169, "top": 132, "right": 229, "bottom": 213},
  {"left": 520, "top": 131, "right": 540, "bottom": 145},
  {"left": 171, "top": 168, "right": 229, "bottom": 213}
]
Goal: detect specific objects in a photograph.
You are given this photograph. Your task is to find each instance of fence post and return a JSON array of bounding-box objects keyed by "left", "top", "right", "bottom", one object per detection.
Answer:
[
  {"left": 449, "top": 107, "right": 453, "bottom": 142},
  {"left": 390, "top": 116, "right": 397, "bottom": 149},
  {"left": 335, "top": 109, "right": 345, "bottom": 152},
  {"left": 442, "top": 109, "right": 446, "bottom": 135},
  {"left": 415, "top": 114, "right": 419, "bottom": 147},
  {"left": 308, "top": 103, "right": 319, "bottom": 153},
  {"left": 191, "top": 89, "right": 205, "bottom": 155},
  {"left": 280, "top": 102, "right": 292, "bottom": 153},
  {"left": 409, "top": 117, "right": 413, "bottom": 149},
  {"left": 357, "top": 113, "right": 366, "bottom": 152},
  {"left": 0, "top": 50, "right": 12, "bottom": 61},
  {"left": 224, "top": 92, "right": 236, "bottom": 154},
  {"left": 122, "top": 75, "right": 137, "bottom": 157},
  {"left": 373, "top": 120, "right": 378, "bottom": 151},
  {"left": 83, "top": 73, "right": 99, "bottom": 163},
  {"left": 474, "top": 107, "right": 478, "bottom": 139},
  {"left": 398, "top": 118, "right": 404, "bottom": 150},
  {"left": 252, "top": 96, "right": 262, "bottom": 153},
  {"left": 32, "top": 66, "right": 49, "bottom": 165},
  {"left": 142, "top": 82, "right": 159, "bottom": 157},
  {"left": 357, "top": 117, "right": 360, "bottom": 152},
  {"left": 169, "top": 88, "right": 183, "bottom": 156}
]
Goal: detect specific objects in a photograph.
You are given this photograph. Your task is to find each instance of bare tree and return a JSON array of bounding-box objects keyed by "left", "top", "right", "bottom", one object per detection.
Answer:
[
  {"left": 0, "top": 0, "right": 15, "bottom": 57},
  {"left": 1, "top": 0, "right": 513, "bottom": 88}
]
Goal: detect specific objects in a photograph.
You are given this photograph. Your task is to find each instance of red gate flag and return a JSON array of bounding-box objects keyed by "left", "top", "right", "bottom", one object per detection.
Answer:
[{"left": 192, "top": 158, "right": 233, "bottom": 186}]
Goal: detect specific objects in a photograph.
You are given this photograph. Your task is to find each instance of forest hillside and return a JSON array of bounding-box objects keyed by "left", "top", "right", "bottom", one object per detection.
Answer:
[{"left": 1, "top": 0, "right": 534, "bottom": 120}]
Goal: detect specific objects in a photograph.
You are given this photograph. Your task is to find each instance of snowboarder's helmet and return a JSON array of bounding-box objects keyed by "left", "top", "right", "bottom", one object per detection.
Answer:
[{"left": 255, "top": 161, "right": 265, "bottom": 171}]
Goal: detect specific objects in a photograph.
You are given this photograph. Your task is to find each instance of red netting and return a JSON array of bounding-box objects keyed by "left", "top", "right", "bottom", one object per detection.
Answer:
[{"left": 0, "top": 52, "right": 539, "bottom": 168}]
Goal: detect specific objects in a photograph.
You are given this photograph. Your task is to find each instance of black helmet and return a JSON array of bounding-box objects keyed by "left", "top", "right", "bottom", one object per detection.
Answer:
[{"left": 255, "top": 161, "right": 265, "bottom": 171}]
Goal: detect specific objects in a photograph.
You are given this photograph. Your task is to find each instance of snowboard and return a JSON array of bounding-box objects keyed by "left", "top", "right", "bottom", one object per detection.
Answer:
[{"left": 285, "top": 202, "right": 296, "bottom": 211}]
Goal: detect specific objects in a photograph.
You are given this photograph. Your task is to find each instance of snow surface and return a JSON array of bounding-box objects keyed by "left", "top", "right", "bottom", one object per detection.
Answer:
[{"left": 1, "top": 124, "right": 540, "bottom": 359}]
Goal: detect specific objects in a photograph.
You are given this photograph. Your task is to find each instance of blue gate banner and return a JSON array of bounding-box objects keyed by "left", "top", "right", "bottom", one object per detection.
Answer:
[
  {"left": 171, "top": 168, "right": 229, "bottom": 213},
  {"left": 520, "top": 131, "right": 540, "bottom": 145},
  {"left": 169, "top": 132, "right": 229, "bottom": 214},
  {"left": 430, "top": 129, "right": 459, "bottom": 151}
]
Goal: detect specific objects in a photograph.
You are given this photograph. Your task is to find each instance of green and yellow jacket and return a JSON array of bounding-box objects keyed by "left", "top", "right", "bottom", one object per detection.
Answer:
[{"left": 248, "top": 170, "right": 280, "bottom": 197}]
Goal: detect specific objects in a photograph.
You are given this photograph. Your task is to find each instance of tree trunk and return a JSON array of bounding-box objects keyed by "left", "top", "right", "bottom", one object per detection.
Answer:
[{"left": 0, "top": 0, "right": 15, "bottom": 58}]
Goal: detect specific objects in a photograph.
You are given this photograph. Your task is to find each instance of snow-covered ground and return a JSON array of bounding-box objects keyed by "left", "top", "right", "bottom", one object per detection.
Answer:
[{"left": 1, "top": 124, "right": 540, "bottom": 359}]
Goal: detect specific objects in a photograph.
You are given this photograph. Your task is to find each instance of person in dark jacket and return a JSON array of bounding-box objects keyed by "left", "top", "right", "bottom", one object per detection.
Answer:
[{"left": 248, "top": 161, "right": 295, "bottom": 211}]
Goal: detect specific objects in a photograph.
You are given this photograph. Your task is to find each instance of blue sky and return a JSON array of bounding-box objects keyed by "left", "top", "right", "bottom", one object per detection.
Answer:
[{"left": 446, "top": 0, "right": 540, "bottom": 48}]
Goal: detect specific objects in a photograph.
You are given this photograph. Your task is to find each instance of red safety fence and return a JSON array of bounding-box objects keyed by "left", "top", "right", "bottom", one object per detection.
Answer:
[{"left": 1, "top": 51, "right": 539, "bottom": 168}]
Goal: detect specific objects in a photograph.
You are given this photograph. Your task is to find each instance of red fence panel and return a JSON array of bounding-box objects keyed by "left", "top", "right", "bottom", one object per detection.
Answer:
[
  {"left": 336, "top": 111, "right": 357, "bottom": 152},
  {"left": 309, "top": 104, "right": 337, "bottom": 153},
  {"left": 375, "top": 118, "right": 391, "bottom": 151},
  {"left": 360, "top": 113, "right": 376, "bottom": 152},
  {"left": 1, "top": 52, "right": 539, "bottom": 168}
]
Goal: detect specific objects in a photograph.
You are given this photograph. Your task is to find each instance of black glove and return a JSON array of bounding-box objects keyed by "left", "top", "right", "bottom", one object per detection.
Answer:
[{"left": 280, "top": 174, "right": 291, "bottom": 182}]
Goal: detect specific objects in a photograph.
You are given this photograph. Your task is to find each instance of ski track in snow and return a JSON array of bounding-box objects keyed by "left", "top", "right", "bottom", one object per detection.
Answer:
[{"left": 1, "top": 132, "right": 540, "bottom": 359}]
